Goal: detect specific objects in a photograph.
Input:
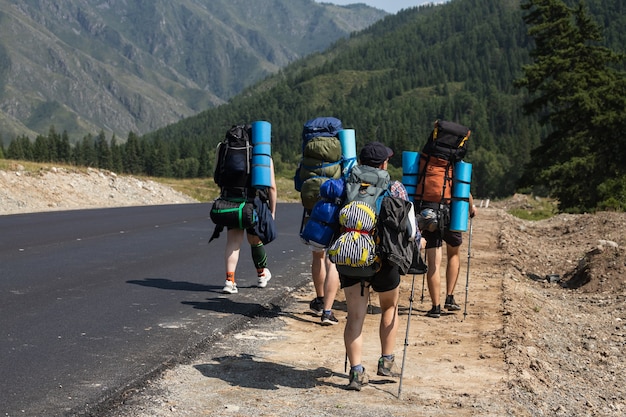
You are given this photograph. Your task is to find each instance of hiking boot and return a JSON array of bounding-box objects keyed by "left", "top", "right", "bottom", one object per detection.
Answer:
[
  {"left": 426, "top": 305, "right": 441, "bottom": 318},
  {"left": 309, "top": 297, "right": 324, "bottom": 316},
  {"left": 377, "top": 356, "right": 395, "bottom": 377},
  {"left": 445, "top": 295, "right": 461, "bottom": 311},
  {"left": 346, "top": 368, "right": 369, "bottom": 391},
  {"left": 321, "top": 311, "right": 339, "bottom": 326},
  {"left": 222, "top": 280, "right": 238, "bottom": 294},
  {"left": 257, "top": 268, "right": 272, "bottom": 288}
]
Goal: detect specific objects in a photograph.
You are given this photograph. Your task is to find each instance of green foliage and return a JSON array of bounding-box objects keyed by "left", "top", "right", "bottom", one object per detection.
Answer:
[
  {"left": 3, "top": 0, "right": 624, "bottom": 212},
  {"left": 508, "top": 195, "right": 558, "bottom": 220},
  {"left": 140, "top": 0, "right": 543, "bottom": 199},
  {"left": 516, "top": 0, "right": 626, "bottom": 212},
  {"left": 596, "top": 176, "right": 626, "bottom": 212}
]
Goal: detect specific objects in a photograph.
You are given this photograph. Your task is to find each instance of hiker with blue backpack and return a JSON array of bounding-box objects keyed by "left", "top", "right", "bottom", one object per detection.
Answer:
[
  {"left": 328, "top": 141, "right": 418, "bottom": 391},
  {"left": 296, "top": 117, "right": 345, "bottom": 326}
]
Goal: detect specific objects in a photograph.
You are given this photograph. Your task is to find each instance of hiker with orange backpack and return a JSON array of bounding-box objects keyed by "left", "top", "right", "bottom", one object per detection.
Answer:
[
  {"left": 412, "top": 120, "right": 476, "bottom": 317},
  {"left": 422, "top": 195, "right": 476, "bottom": 317}
]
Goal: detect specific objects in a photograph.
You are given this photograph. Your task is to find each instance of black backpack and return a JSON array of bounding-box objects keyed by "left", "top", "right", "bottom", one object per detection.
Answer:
[
  {"left": 214, "top": 125, "right": 253, "bottom": 198},
  {"left": 421, "top": 120, "right": 470, "bottom": 163}
]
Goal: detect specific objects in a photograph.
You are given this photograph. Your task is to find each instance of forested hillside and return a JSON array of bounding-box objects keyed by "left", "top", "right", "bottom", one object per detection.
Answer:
[
  {"left": 0, "top": 0, "right": 385, "bottom": 140},
  {"left": 4, "top": 0, "right": 624, "bottom": 203},
  {"left": 141, "top": 0, "right": 624, "bottom": 199},
  {"left": 146, "top": 0, "right": 536, "bottom": 198}
]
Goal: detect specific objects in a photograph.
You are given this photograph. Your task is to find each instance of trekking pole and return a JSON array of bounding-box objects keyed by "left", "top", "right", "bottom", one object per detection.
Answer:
[
  {"left": 463, "top": 216, "right": 474, "bottom": 321},
  {"left": 398, "top": 272, "right": 416, "bottom": 399},
  {"left": 420, "top": 272, "right": 425, "bottom": 303}
]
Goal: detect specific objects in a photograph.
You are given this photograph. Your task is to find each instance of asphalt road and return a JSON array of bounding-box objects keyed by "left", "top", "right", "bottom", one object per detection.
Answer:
[{"left": 0, "top": 203, "right": 310, "bottom": 417}]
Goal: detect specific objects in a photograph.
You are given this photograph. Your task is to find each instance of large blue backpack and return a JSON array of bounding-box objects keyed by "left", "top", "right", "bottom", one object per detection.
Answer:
[{"left": 301, "top": 117, "right": 343, "bottom": 151}]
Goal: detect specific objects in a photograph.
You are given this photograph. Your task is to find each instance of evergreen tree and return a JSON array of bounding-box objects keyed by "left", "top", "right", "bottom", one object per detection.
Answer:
[
  {"left": 516, "top": 0, "right": 626, "bottom": 212},
  {"left": 197, "top": 142, "right": 211, "bottom": 178},
  {"left": 149, "top": 139, "right": 172, "bottom": 177},
  {"left": 124, "top": 132, "right": 144, "bottom": 174},
  {"left": 58, "top": 131, "right": 71, "bottom": 163},
  {"left": 47, "top": 126, "right": 60, "bottom": 162},
  {"left": 33, "top": 134, "right": 51, "bottom": 162},
  {"left": 110, "top": 135, "right": 124, "bottom": 173},
  {"left": 77, "top": 134, "right": 97, "bottom": 167},
  {"left": 95, "top": 131, "right": 113, "bottom": 170}
]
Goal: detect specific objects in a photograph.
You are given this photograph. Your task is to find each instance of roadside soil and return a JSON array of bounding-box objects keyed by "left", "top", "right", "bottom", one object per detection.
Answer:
[
  {"left": 102, "top": 198, "right": 626, "bottom": 417},
  {"left": 2, "top": 166, "right": 625, "bottom": 416}
]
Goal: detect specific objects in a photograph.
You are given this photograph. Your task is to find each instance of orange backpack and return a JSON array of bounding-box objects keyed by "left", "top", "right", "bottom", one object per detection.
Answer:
[
  {"left": 414, "top": 120, "right": 470, "bottom": 208},
  {"left": 415, "top": 154, "right": 453, "bottom": 204}
]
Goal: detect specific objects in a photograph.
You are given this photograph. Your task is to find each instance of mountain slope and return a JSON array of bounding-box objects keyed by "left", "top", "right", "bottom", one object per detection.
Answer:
[
  {"left": 0, "top": 0, "right": 386, "bottom": 141},
  {"left": 142, "top": 0, "right": 625, "bottom": 199}
]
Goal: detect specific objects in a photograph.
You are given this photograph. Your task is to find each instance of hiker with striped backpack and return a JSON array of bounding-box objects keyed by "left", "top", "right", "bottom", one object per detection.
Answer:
[{"left": 328, "top": 141, "right": 418, "bottom": 391}]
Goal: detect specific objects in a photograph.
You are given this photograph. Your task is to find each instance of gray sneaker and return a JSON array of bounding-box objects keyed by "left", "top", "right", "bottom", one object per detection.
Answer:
[
  {"left": 347, "top": 368, "right": 369, "bottom": 391},
  {"left": 426, "top": 305, "right": 441, "bottom": 318},
  {"left": 321, "top": 311, "right": 339, "bottom": 325},
  {"left": 377, "top": 356, "right": 395, "bottom": 376},
  {"left": 309, "top": 297, "right": 323, "bottom": 316},
  {"left": 445, "top": 295, "right": 461, "bottom": 311}
]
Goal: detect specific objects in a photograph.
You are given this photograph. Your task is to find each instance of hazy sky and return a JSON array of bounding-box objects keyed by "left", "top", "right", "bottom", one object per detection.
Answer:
[{"left": 316, "top": 1, "right": 442, "bottom": 14}]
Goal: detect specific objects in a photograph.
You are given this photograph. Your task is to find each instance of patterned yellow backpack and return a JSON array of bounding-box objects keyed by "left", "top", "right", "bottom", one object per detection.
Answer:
[{"left": 328, "top": 165, "right": 390, "bottom": 277}]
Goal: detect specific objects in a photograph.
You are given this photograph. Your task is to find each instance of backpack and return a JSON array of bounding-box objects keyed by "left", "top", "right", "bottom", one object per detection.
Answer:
[
  {"left": 414, "top": 120, "right": 470, "bottom": 232},
  {"left": 328, "top": 165, "right": 390, "bottom": 277},
  {"left": 421, "top": 120, "right": 470, "bottom": 163},
  {"left": 377, "top": 196, "right": 416, "bottom": 275},
  {"left": 300, "top": 178, "right": 345, "bottom": 248},
  {"left": 214, "top": 124, "right": 253, "bottom": 199},
  {"left": 296, "top": 117, "right": 344, "bottom": 210},
  {"left": 301, "top": 117, "right": 343, "bottom": 151}
]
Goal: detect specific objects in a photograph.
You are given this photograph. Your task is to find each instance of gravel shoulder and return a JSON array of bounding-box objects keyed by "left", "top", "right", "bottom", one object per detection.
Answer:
[{"left": 102, "top": 203, "right": 626, "bottom": 417}]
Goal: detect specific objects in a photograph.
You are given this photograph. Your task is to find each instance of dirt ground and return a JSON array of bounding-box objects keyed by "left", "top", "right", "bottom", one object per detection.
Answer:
[
  {"left": 2, "top": 166, "right": 625, "bottom": 416},
  {"left": 98, "top": 196, "right": 626, "bottom": 417}
]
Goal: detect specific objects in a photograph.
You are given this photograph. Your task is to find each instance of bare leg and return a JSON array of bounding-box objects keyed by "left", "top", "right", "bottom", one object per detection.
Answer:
[
  {"left": 323, "top": 259, "right": 339, "bottom": 311},
  {"left": 378, "top": 286, "right": 400, "bottom": 356},
  {"left": 426, "top": 246, "right": 443, "bottom": 307},
  {"left": 343, "top": 283, "right": 370, "bottom": 368},
  {"left": 311, "top": 250, "right": 325, "bottom": 298},
  {"left": 225, "top": 228, "right": 245, "bottom": 274},
  {"left": 445, "top": 244, "right": 461, "bottom": 296}
]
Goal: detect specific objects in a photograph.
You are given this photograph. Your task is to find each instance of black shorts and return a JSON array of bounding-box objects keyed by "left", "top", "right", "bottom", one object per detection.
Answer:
[
  {"left": 226, "top": 226, "right": 258, "bottom": 235},
  {"left": 422, "top": 228, "right": 462, "bottom": 249},
  {"left": 339, "top": 261, "right": 400, "bottom": 293}
]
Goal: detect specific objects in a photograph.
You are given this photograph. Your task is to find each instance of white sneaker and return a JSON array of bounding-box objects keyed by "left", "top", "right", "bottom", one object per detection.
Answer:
[
  {"left": 222, "top": 280, "right": 238, "bottom": 294},
  {"left": 257, "top": 268, "right": 272, "bottom": 288}
]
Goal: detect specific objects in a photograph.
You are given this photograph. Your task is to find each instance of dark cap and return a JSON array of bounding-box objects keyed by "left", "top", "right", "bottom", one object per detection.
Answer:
[{"left": 359, "top": 141, "right": 394, "bottom": 166}]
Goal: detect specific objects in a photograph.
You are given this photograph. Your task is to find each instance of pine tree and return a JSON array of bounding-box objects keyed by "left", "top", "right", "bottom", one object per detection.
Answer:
[{"left": 516, "top": 0, "right": 626, "bottom": 212}]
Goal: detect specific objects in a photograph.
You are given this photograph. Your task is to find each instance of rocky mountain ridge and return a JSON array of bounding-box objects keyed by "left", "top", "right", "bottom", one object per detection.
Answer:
[{"left": 0, "top": 0, "right": 386, "bottom": 141}]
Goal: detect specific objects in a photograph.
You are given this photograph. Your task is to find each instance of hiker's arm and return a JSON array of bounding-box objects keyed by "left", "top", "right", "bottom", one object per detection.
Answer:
[
  {"left": 268, "top": 159, "right": 277, "bottom": 217},
  {"left": 469, "top": 193, "right": 477, "bottom": 218}
]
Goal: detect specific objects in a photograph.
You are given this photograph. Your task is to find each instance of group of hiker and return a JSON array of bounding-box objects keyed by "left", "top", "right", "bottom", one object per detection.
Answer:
[{"left": 209, "top": 117, "right": 476, "bottom": 391}]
